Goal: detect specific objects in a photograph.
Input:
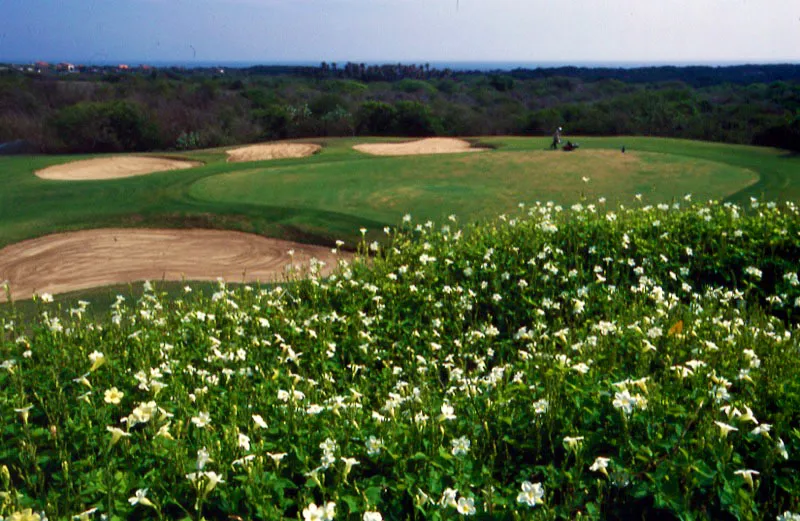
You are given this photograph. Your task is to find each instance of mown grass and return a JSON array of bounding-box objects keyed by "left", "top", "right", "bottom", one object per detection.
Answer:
[
  {"left": 0, "top": 137, "right": 797, "bottom": 250},
  {"left": 1, "top": 200, "right": 799, "bottom": 520},
  {"left": 189, "top": 149, "right": 755, "bottom": 230}
]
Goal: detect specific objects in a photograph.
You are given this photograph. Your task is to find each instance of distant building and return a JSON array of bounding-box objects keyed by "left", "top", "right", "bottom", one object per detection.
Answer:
[{"left": 118, "top": 64, "right": 130, "bottom": 70}]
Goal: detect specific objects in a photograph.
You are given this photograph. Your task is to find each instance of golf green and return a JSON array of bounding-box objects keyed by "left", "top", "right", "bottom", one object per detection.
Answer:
[{"left": 189, "top": 149, "right": 758, "bottom": 225}]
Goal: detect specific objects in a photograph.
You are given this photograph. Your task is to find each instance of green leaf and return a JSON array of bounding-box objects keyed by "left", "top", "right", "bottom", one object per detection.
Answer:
[
  {"left": 341, "top": 495, "right": 360, "bottom": 514},
  {"left": 365, "top": 486, "right": 382, "bottom": 505}
]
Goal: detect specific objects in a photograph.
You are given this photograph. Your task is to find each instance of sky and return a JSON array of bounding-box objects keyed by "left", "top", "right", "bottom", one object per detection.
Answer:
[{"left": 1, "top": 0, "right": 799, "bottom": 65}]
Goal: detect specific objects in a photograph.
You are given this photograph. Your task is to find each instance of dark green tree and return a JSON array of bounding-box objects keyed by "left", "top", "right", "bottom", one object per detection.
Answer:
[{"left": 356, "top": 101, "right": 397, "bottom": 135}]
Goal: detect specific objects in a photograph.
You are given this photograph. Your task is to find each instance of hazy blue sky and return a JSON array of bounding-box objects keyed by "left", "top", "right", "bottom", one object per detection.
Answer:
[{"left": 1, "top": 0, "right": 798, "bottom": 64}]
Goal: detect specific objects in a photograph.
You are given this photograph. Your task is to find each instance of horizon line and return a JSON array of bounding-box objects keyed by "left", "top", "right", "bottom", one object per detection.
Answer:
[{"left": 3, "top": 58, "right": 800, "bottom": 70}]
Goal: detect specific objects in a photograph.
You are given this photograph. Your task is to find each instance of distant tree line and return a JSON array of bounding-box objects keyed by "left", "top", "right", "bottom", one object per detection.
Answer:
[{"left": 0, "top": 64, "right": 797, "bottom": 154}]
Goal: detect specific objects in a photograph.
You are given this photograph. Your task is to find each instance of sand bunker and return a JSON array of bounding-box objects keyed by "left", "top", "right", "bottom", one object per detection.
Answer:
[
  {"left": 353, "top": 138, "right": 485, "bottom": 156},
  {"left": 0, "top": 229, "right": 346, "bottom": 302},
  {"left": 226, "top": 143, "right": 321, "bottom": 163},
  {"left": 36, "top": 156, "right": 202, "bottom": 181}
]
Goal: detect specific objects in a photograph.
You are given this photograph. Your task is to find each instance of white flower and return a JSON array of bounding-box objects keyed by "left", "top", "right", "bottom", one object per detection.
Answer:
[
  {"left": 777, "top": 437, "right": 789, "bottom": 460},
  {"left": 232, "top": 454, "right": 256, "bottom": 467},
  {"left": 439, "top": 488, "right": 458, "bottom": 508},
  {"left": 88, "top": 351, "right": 106, "bottom": 371},
  {"left": 103, "top": 387, "right": 124, "bottom": 405},
  {"left": 715, "top": 421, "right": 738, "bottom": 438},
  {"left": 563, "top": 436, "right": 584, "bottom": 452},
  {"left": 156, "top": 422, "right": 174, "bottom": 440},
  {"left": 341, "top": 456, "right": 359, "bottom": 478},
  {"left": 306, "top": 404, "right": 325, "bottom": 415},
  {"left": 439, "top": 403, "right": 456, "bottom": 421},
  {"left": 735, "top": 405, "right": 758, "bottom": 424},
  {"left": 128, "top": 488, "right": 154, "bottom": 507},
  {"left": 302, "top": 502, "right": 324, "bottom": 521},
  {"left": 456, "top": 496, "right": 476, "bottom": 515},
  {"left": 613, "top": 390, "right": 635, "bottom": 415},
  {"left": 363, "top": 512, "right": 383, "bottom": 521},
  {"left": 252, "top": 414, "right": 268, "bottom": 429},
  {"left": 128, "top": 401, "right": 158, "bottom": 425},
  {"left": 734, "top": 469, "right": 759, "bottom": 489},
  {"left": 451, "top": 436, "right": 471, "bottom": 456},
  {"left": 303, "top": 502, "right": 335, "bottom": 521},
  {"left": 196, "top": 447, "right": 212, "bottom": 470},
  {"left": 238, "top": 432, "right": 251, "bottom": 451},
  {"left": 14, "top": 404, "right": 33, "bottom": 424},
  {"left": 186, "top": 471, "right": 225, "bottom": 493},
  {"left": 366, "top": 436, "right": 383, "bottom": 456},
  {"left": 589, "top": 456, "right": 611, "bottom": 477},
  {"left": 516, "top": 481, "right": 545, "bottom": 507},
  {"left": 267, "top": 452, "right": 287, "bottom": 467},
  {"left": 571, "top": 362, "right": 590, "bottom": 374},
  {"left": 532, "top": 399, "right": 549, "bottom": 415},
  {"left": 106, "top": 425, "right": 130, "bottom": 446},
  {"left": 191, "top": 411, "right": 211, "bottom": 428},
  {"left": 745, "top": 266, "right": 763, "bottom": 280},
  {"left": 320, "top": 438, "right": 337, "bottom": 454}
]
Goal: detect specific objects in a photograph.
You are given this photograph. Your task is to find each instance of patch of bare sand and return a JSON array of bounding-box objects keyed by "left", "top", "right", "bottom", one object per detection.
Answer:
[
  {"left": 36, "top": 156, "right": 202, "bottom": 181},
  {"left": 226, "top": 143, "right": 321, "bottom": 163},
  {"left": 0, "top": 229, "right": 347, "bottom": 302},
  {"left": 353, "top": 138, "right": 486, "bottom": 156}
]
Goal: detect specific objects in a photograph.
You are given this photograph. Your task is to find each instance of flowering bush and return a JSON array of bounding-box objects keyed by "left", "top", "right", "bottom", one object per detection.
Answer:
[{"left": 1, "top": 198, "right": 799, "bottom": 520}]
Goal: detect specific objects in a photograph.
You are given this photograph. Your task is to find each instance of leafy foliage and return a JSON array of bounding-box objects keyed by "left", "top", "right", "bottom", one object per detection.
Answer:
[
  {"left": 1, "top": 199, "right": 800, "bottom": 520},
  {"left": 1, "top": 66, "right": 798, "bottom": 153}
]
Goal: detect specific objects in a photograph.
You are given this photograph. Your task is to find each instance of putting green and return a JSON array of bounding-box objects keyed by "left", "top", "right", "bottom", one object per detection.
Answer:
[{"left": 189, "top": 149, "right": 758, "bottom": 224}]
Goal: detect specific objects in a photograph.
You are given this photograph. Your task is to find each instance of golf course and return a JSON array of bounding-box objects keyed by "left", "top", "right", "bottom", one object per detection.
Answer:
[
  {"left": 1, "top": 135, "right": 797, "bottom": 301},
  {"left": 4, "top": 0, "right": 800, "bottom": 516}
]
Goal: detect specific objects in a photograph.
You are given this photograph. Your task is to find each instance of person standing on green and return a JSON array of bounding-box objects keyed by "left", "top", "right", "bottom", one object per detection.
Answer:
[{"left": 551, "top": 127, "right": 562, "bottom": 150}]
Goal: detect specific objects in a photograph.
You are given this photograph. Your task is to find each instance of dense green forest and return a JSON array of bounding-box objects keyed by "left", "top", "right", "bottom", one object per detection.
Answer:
[{"left": 1, "top": 63, "right": 798, "bottom": 154}]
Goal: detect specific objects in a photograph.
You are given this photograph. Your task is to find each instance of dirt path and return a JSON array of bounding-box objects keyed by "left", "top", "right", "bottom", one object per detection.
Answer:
[
  {"left": 353, "top": 138, "right": 486, "bottom": 156},
  {"left": 0, "top": 229, "right": 346, "bottom": 302},
  {"left": 35, "top": 156, "right": 202, "bottom": 181},
  {"left": 226, "top": 143, "right": 321, "bottom": 163}
]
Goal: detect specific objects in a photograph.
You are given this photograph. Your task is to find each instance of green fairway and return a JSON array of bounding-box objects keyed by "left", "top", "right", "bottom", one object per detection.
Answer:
[
  {"left": 190, "top": 148, "right": 756, "bottom": 227},
  {"left": 0, "top": 137, "right": 798, "bottom": 250}
]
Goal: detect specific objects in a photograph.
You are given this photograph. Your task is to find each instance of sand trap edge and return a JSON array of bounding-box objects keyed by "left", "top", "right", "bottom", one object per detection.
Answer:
[
  {"left": 35, "top": 156, "right": 203, "bottom": 181},
  {"left": 0, "top": 228, "right": 349, "bottom": 302},
  {"left": 225, "top": 143, "right": 322, "bottom": 163}
]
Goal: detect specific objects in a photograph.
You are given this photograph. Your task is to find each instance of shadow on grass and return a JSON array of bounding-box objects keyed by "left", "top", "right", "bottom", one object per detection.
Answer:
[{"left": 1, "top": 278, "right": 291, "bottom": 323}]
